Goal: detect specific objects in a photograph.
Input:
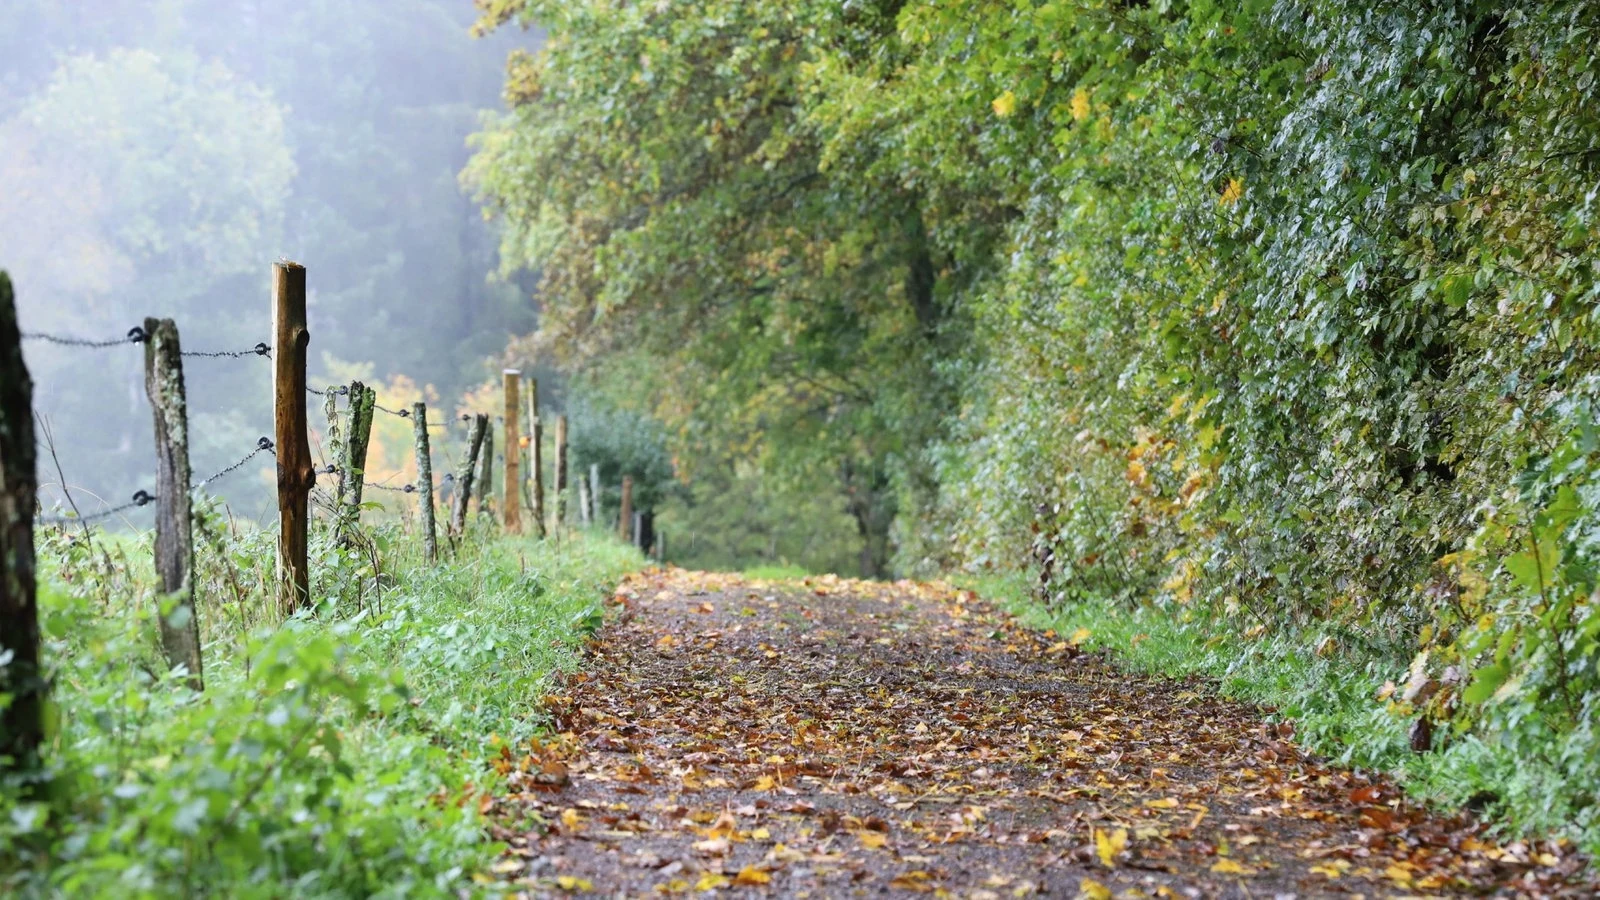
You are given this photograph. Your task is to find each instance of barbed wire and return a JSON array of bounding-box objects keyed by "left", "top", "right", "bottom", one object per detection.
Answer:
[
  {"left": 39, "top": 490, "right": 155, "bottom": 525},
  {"left": 24, "top": 326, "right": 270, "bottom": 361},
  {"left": 183, "top": 342, "right": 270, "bottom": 359},
  {"left": 195, "top": 437, "right": 275, "bottom": 489},
  {"left": 23, "top": 326, "right": 147, "bottom": 349}
]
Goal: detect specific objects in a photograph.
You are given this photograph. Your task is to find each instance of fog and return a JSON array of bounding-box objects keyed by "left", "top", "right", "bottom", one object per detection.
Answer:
[{"left": 0, "top": 0, "right": 539, "bottom": 522}]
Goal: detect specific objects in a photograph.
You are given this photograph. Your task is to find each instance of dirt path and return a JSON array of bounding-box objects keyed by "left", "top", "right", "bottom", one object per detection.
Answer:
[{"left": 487, "top": 569, "right": 1590, "bottom": 898}]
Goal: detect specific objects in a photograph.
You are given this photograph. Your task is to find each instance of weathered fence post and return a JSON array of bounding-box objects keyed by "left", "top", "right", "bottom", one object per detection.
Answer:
[
  {"left": 619, "top": 475, "right": 633, "bottom": 543},
  {"left": 272, "top": 261, "right": 314, "bottom": 615},
  {"left": 502, "top": 370, "right": 521, "bottom": 532},
  {"left": 577, "top": 477, "right": 592, "bottom": 526},
  {"left": 143, "top": 318, "right": 202, "bottom": 690},
  {"left": 0, "top": 271, "right": 44, "bottom": 780},
  {"left": 412, "top": 402, "right": 437, "bottom": 563},
  {"left": 554, "top": 414, "right": 569, "bottom": 529},
  {"left": 477, "top": 422, "right": 495, "bottom": 518},
  {"left": 450, "top": 413, "right": 487, "bottom": 541},
  {"left": 589, "top": 463, "right": 601, "bottom": 528},
  {"left": 530, "top": 378, "right": 546, "bottom": 539},
  {"left": 338, "top": 380, "right": 375, "bottom": 541}
]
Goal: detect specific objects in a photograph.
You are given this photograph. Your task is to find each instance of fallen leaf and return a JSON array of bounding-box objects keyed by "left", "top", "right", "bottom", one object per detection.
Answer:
[
  {"left": 1077, "top": 878, "right": 1113, "bottom": 900},
  {"left": 1210, "top": 858, "right": 1254, "bottom": 875},
  {"left": 732, "top": 866, "right": 771, "bottom": 886},
  {"left": 1094, "top": 827, "right": 1127, "bottom": 868}
]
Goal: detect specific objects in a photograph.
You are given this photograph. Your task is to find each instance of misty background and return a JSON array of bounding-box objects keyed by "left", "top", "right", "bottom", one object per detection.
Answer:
[{"left": 1, "top": 0, "right": 541, "bottom": 520}]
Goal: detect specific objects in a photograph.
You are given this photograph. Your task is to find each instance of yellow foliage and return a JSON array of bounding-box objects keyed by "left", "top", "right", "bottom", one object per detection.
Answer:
[
  {"left": 1070, "top": 87, "right": 1092, "bottom": 122},
  {"left": 992, "top": 90, "right": 1017, "bottom": 118}
]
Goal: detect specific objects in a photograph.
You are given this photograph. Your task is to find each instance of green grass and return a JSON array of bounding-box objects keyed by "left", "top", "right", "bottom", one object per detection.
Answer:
[
  {"left": 742, "top": 563, "right": 813, "bottom": 581},
  {"left": 959, "top": 571, "right": 1600, "bottom": 855},
  {"left": 2, "top": 520, "right": 641, "bottom": 898}
]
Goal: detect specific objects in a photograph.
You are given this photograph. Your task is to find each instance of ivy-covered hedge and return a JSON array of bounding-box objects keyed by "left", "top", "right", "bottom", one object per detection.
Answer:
[{"left": 868, "top": 0, "right": 1600, "bottom": 840}]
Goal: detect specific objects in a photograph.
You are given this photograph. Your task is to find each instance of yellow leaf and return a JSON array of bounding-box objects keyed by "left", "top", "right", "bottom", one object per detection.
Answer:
[
  {"left": 1146, "top": 797, "right": 1180, "bottom": 809},
  {"left": 1309, "top": 860, "right": 1350, "bottom": 878},
  {"left": 1094, "top": 827, "right": 1127, "bottom": 868},
  {"left": 1210, "top": 858, "right": 1254, "bottom": 875},
  {"left": 1077, "top": 877, "right": 1113, "bottom": 900},
  {"left": 1070, "top": 87, "right": 1091, "bottom": 122},
  {"left": 889, "top": 870, "right": 936, "bottom": 892},
  {"left": 695, "top": 872, "right": 730, "bottom": 890},
  {"left": 1384, "top": 863, "right": 1414, "bottom": 885},
  {"left": 560, "top": 808, "right": 582, "bottom": 831},
  {"left": 751, "top": 826, "right": 771, "bottom": 840},
  {"left": 1069, "top": 627, "right": 1092, "bottom": 647},
  {"left": 753, "top": 774, "right": 777, "bottom": 791},
  {"left": 1219, "top": 177, "right": 1244, "bottom": 207},
  {"left": 555, "top": 875, "right": 593, "bottom": 892},
  {"left": 858, "top": 830, "right": 888, "bottom": 850},
  {"left": 992, "top": 90, "right": 1017, "bottom": 118},
  {"left": 733, "top": 866, "right": 772, "bottom": 886}
]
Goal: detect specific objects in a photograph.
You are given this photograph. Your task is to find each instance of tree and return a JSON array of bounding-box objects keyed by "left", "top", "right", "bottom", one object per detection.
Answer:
[
  {"left": 0, "top": 271, "right": 42, "bottom": 784},
  {"left": 468, "top": 0, "right": 962, "bottom": 576}
]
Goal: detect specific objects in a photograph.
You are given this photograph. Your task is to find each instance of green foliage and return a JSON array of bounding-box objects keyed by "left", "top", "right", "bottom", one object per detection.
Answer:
[
  {"left": 655, "top": 461, "right": 863, "bottom": 577},
  {"left": 476, "top": 0, "right": 1600, "bottom": 846},
  {"left": 566, "top": 386, "right": 677, "bottom": 516},
  {"left": 468, "top": 0, "right": 961, "bottom": 576},
  {"left": 0, "top": 520, "right": 640, "bottom": 897}
]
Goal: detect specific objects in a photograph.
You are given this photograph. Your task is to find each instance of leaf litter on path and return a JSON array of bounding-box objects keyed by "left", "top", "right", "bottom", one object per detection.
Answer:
[{"left": 486, "top": 569, "right": 1593, "bottom": 897}]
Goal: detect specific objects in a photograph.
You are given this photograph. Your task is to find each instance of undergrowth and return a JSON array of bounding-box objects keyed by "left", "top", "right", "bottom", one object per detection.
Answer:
[
  {"left": 966, "top": 572, "right": 1600, "bottom": 858},
  {"left": 1, "top": 513, "right": 639, "bottom": 898}
]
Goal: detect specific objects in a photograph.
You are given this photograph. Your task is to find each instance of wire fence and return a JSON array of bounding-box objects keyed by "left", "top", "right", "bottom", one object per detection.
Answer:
[
  {"left": 22, "top": 326, "right": 272, "bottom": 359},
  {"left": 25, "top": 327, "right": 455, "bottom": 526},
  {"left": 3, "top": 266, "right": 600, "bottom": 701}
]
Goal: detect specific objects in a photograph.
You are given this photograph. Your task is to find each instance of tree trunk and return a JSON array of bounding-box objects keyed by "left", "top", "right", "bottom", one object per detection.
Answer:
[
  {"left": 0, "top": 270, "right": 44, "bottom": 782},
  {"left": 843, "top": 460, "right": 894, "bottom": 580},
  {"left": 901, "top": 198, "right": 939, "bottom": 340}
]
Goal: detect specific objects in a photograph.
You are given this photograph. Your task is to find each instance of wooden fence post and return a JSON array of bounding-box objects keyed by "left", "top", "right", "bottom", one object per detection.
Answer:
[
  {"left": 143, "top": 318, "right": 202, "bottom": 690},
  {"left": 554, "top": 414, "right": 568, "bottom": 529},
  {"left": 412, "top": 402, "right": 438, "bottom": 563},
  {"left": 577, "top": 478, "right": 592, "bottom": 526},
  {"left": 0, "top": 270, "right": 44, "bottom": 780},
  {"left": 272, "top": 261, "right": 314, "bottom": 615},
  {"left": 589, "top": 463, "right": 601, "bottom": 528},
  {"left": 619, "top": 475, "right": 633, "bottom": 543},
  {"left": 502, "top": 370, "right": 521, "bottom": 532},
  {"left": 529, "top": 378, "right": 546, "bottom": 539},
  {"left": 450, "top": 413, "right": 488, "bottom": 540},
  {"left": 477, "top": 422, "right": 495, "bottom": 518},
  {"left": 338, "top": 380, "right": 375, "bottom": 541}
]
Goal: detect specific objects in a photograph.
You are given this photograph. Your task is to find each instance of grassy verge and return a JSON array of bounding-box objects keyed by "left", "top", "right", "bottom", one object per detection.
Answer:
[
  {"left": 741, "top": 563, "right": 812, "bottom": 581},
  {"left": 2, "top": 519, "right": 640, "bottom": 898},
  {"left": 960, "top": 571, "right": 1600, "bottom": 855}
]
